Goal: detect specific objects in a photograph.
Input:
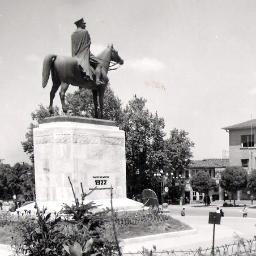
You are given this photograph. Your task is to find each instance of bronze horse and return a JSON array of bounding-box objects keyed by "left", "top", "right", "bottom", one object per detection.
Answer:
[{"left": 42, "top": 45, "right": 124, "bottom": 118}]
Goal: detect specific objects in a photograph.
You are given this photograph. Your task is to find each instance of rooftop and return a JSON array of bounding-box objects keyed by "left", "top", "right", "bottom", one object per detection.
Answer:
[
  {"left": 189, "top": 158, "right": 229, "bottom": 168},
  {"left": 223, "top": 119, "right": 256, "bottom": 131}
]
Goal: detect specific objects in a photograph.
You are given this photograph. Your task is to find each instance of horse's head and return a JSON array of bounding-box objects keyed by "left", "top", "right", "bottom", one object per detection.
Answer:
[{"left": 109, "top": 44, "right": 124, "bottom": 65}]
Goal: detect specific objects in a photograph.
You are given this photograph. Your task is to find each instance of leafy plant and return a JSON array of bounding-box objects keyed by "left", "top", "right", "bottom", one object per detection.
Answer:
[{"left": 10, "top": 178, "right": 119, "bottom": 256}]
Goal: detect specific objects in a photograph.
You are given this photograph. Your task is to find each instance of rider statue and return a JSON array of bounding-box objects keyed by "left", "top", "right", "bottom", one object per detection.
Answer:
[{"left": 71, "top": 18, "right": 108, "bottom": 86}]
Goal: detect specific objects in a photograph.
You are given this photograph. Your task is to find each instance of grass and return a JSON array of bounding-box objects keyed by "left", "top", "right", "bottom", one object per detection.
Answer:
[
  {"left": 0, "top": 210, "right": 191, "bottom": 245},
  {"left": 113, "top": 211, "right": 191, "bottom": 239},
  {"left": 117, "top": 217, "right": 191, "bottom": 239}
]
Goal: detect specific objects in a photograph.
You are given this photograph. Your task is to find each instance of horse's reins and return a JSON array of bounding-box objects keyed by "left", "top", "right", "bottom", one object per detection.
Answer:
[
  {"left": 108, "top": 61, "right": 121, "bottom": 71},
  {"left": 93, "top": 57, "right": 121, "bottom": 71}
]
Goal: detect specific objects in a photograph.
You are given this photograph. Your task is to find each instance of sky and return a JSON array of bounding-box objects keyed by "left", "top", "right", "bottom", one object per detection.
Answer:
[{"left": 1, "top": 0, "right": 256, "bottom": 165}]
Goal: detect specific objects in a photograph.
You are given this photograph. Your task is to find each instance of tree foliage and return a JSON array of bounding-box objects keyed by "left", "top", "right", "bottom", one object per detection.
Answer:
[
  {"left": 220, "top": 166, "right": 247, "bottom": 205},
  {"left": 165, "top": 129, "right": 194, "bottom": 176},
  {"left": 21, "top": 91, "right": 194, "bottom": 202},
  {"left": 66, "top": 87, "right": 123, "bottom": 123},
  {"left": 190, "top": 170, "right": 216, "bottom": 195},
  {"left": 21, "top": 104, "right": 59, "bottom": 163},
  {"left": 121, "top": 96, "right": 153, "bottom": 196},
  {"left": 121, "top": 96, "right": 194, "bottom": 198},
  {"left": 247, "top": 169, "right": 256, "bottom": 194},
  {"left": 0, "top": 162, "right": 34, "bottom": 201}
]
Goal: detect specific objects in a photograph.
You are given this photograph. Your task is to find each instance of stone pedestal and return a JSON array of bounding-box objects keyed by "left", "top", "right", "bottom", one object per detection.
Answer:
[{"left": 31, "top": 116, "right": 143, "bottom": 212}]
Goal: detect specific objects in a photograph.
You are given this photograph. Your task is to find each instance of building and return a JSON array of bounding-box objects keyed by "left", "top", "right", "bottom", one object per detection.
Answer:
[
  {"left": 223, "top": 119, "right": 256, "bottom": 172},
  {"left": 223, "top": 119, "right": 256, "bottom": 200},
  {"left": 188, "top": 158, "right": 229, "bottom": 202}
]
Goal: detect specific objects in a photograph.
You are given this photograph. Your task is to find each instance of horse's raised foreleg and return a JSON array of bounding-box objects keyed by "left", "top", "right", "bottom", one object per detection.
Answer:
[
  {"left": 59, "top": 83, "right": 69, "bottom": 113},
  {"left": 92, "top": 89, "right": 98, "bottom": 118}
]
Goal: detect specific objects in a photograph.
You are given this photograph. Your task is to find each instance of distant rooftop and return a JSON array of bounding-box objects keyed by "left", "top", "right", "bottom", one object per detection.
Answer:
[
  {"left": 223, "top": 119, "right": 256, "bottom": 131},
  {"left": 189, "top": 159, "right": 229, "bottom": 168}
]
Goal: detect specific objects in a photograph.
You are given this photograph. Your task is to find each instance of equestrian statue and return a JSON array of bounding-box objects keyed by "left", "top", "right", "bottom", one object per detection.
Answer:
[{"left": 42, "top": 18, "right": 124, "bottom": 119}]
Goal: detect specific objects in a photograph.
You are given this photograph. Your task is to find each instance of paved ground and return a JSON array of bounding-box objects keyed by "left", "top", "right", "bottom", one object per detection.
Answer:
[
  {"left": 0, "top": 244, "right": 11, "bottom": 256},
  {"left": 2, "top": 204, "right": 256, "bottom": 255},
  {"left": 122, "top": 204, "right": 256, "bottom": 253},
  {"left": 169, "top": 203, "right": 256, "bottom": 217}
]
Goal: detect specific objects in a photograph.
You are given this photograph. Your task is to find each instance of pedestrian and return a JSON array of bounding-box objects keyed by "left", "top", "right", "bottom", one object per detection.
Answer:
[
  {"left": 220, "top": 208, "right": 224, "bottom": 217},
  {"left": 216, "top": 207, "right": 220, "bottom": 214},
  {"left": 181, "top": 207, "right": 186, "bottom": 216},
  {"left": 242, "top": 205, "right": 248, "bottom": 217},
  {"left": 251, "top": 195, "right": 254, "bottom": 205}
]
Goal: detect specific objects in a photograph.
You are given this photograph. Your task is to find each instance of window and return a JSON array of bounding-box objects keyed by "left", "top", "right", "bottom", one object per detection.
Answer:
[
  {"left": 208, "top": 169, "right": 215, "bottom": 178},
  {"left": 241, "top": 159, "right": 249, "bottom": 167},
  {"left": 199, "top": 192, "right": 204, "bottom": 200},
  {"left": 241, "top": 135, "right": 254, "bottom": 147}
]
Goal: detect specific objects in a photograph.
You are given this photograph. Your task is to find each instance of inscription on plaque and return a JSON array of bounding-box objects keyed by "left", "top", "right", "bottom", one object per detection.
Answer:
[{"left": 90, "top": 175, "right": 111, "bottom": 190}]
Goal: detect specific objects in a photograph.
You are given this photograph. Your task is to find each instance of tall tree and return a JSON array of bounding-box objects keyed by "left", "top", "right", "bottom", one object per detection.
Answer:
[
  {"left": 147, "top": 112, "right": 170, "bottom": 199},
  {"left": 190, "top": 170, "right": 217, "bottom": 205},
  {"left": 165, "top": 129, "right": 194, "bottom": 177},
  {"left": 12, "top": 162, "right": 35, "bottom": 201},
  {"left": 121, "top": 97, "right": 171, "bottom": 199},
  {"left": 121, "top": 96, "right": 153, "bottom": 197},
  {"left": 220, "top": 166, "right": 247, "bottom": 205}
]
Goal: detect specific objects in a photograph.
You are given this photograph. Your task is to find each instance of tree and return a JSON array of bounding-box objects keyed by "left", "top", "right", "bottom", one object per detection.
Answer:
[
  {"left": 146, "top": 112, "right": 170, "bottom": 201},
  {"left": 66, "top": 87, "right": 123, "bottom": 123},
  {"left": 0, "top": 162, "right": 34, "bottom": 201},
  {"left": 0, "top": 164, "right": 13, "bottom": 199},
  {"left": 121, "top": 96, "right": 153, "bottom": 197},
  {"left": 165, "top": 129, "right": 194, "bottom": 177},
  {"left": 220, "top": 166, "right": 247, "bottom": 205},
  {"left": 21, "top": 104, "right": 59, "bottom": 163},
  {"left": 247, "top": 169, "right": 256, "bottom": 195},
  {"left": 190, "top": 170, "right": 217, "bottom": 205},
  {"left": 11, "top": 162, "right": 35, "bottom": 201}
]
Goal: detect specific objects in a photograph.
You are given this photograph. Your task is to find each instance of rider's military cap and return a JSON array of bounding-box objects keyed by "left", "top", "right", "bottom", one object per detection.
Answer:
[{"left": 74, "top": 18, "right": 85, "bottom": 26}]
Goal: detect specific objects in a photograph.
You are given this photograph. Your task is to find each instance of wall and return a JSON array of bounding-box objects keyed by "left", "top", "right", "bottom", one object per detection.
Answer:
[{"left": 229, "top": 128, "right": 256, "bottom": 171}]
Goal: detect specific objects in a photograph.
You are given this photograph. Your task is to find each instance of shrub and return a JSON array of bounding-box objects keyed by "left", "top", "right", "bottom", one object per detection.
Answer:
[{"left": 9, "top": 178, "right": 120, "bottom": 256}]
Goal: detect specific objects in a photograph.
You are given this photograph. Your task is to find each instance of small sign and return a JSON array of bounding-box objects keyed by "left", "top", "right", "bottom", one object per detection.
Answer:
[
  {"left": 91, "top": 175, "right": 110, "bottom": 188},
  {"left": 208, "top": 212, "right": 221, "bottom": 225}
]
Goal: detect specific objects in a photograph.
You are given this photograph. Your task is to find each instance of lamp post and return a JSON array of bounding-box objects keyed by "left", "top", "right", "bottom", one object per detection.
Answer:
[{"left": 154, "top": 170, "right": 168, "bottom": 204}]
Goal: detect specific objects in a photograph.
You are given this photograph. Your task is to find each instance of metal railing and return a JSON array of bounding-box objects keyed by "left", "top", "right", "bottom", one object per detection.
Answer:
[{"left": 123, "top": 237, "right": 256, "bottom": 256}]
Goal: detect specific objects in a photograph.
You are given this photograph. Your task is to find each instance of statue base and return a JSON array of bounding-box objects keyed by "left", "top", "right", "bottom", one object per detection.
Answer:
[
  {"left": 16, "top": 198, "right": 145, "bottom": 214},
  {"left": 31, "top": 116, "right": 143, "bottom": 212}
]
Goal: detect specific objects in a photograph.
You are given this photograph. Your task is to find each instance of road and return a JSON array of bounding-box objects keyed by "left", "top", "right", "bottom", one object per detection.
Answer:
[
  {"left": 168, "top": 203, "right": 256, "bottom": 218},
  {"left": 123, "top": 205, "right": 256, "bottom": 252}
]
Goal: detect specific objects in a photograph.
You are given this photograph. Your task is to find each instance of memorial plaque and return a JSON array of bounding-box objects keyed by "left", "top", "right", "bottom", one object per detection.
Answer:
[{"left": 89, "top": 175, "right": 111, "bottom": 190}]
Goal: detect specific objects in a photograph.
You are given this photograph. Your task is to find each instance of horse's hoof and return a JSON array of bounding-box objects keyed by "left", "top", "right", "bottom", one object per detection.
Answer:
[
  {"left": 62, "top": 107, "right": 68, "bottom": 114},
  {"left": 49, "top": 107, "right": 54, "bottom": 115}
]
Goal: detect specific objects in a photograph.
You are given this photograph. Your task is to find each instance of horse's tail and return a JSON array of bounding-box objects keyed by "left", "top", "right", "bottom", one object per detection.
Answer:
[{"left": 42, "top": 54, "right": 57, "bottom": 88}]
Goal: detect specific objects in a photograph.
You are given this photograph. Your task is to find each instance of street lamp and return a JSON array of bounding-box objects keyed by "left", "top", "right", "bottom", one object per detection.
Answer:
[{"left": 154, "top": 170, "right": 168, "bottom": 204}]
